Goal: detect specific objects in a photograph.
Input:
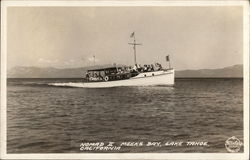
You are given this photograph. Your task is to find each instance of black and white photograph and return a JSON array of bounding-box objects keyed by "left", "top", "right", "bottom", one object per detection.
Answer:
[{"left": 0, "top": 0, "right": 249, "bottom": 159}]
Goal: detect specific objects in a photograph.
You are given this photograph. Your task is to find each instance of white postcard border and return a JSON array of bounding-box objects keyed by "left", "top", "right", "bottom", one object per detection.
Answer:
[{"left": 1, "top": 1, "right": 249, "bottom": 160}]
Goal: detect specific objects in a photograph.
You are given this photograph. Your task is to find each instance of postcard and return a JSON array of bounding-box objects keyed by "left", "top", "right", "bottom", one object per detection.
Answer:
[{"left": 1, "top": 0, "right": 249, "bottom": 159}]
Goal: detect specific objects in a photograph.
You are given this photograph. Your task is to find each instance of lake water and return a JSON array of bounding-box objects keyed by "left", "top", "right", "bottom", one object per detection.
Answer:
[{"left": 7, "top": 78, "right": 243, "bottom": 153}]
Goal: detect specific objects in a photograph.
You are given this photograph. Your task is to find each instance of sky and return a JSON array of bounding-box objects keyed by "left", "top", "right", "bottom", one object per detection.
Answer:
[{"left": 7, "top": 6, "right": 243, "bottom": 70}]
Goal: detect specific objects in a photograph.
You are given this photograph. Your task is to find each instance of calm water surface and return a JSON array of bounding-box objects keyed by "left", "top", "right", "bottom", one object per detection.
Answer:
[{"left": 7, "top": 78, "right": 243, "bottom": 153}]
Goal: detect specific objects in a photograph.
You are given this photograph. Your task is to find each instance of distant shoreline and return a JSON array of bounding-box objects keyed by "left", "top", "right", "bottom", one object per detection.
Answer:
[{"left": 7, "top": 64, "right": 243, "bottom": 79}]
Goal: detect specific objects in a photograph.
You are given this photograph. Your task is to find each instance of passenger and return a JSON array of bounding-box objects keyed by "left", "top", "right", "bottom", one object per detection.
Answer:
[
  {"left": 151, "top": 64, "right": 155, "bottom": 71},
  {"left": 120, "top": 68, "right": 124, "bottom": 73},
  {"left": 85, "top": 72, "right": 90, "bottom": 81},
  {"left": 158, "top": 63, "right": 162, "bottom": 70},
  {"left": 123, "top": 66, "right": 127, "bottom": 72},
  {"left": 133, "top": 64, "right": 138, "bottom": 71},
  {"left": 94, "top": 72, "right": 98, "bottom": 78},
  {"left": 137, "top": 64, "right": 142, "bottom": 72},
  {"left": 143, "top": 65, "right": 148, "bottom": 72},
  {"left": 89, "top": 72, "right": 94, "bottom": 81},
  {"left": 155, "top": 63, "right": 162, "bottom": 71},
  {"left": 147, "top": 65, "right": 151, "bottom": 72},
  {"left": 118, "top": 68, "right": 122, "bottom": 74},
  {"left": 128, "top": 66, "right": 133, "bottom": 72},
  {"left": 125, "top": 66, "right": 130, "bottom": 73},
  {"left": 155, "top": 63, "right": 159, "bottom": 71},
  {"left": 98, "top": 73, "right": 103, "bottom": 80}
]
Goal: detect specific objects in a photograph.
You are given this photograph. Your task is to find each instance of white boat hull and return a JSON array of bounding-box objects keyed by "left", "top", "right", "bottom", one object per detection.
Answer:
[{"left": 81, "top": 69, "right": 175, "bottom": 88}]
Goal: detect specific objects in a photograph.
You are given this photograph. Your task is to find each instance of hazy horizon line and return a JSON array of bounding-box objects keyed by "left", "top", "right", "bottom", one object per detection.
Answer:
[{"left": 9, "top": 63, "right": 243, "bottom": 71}]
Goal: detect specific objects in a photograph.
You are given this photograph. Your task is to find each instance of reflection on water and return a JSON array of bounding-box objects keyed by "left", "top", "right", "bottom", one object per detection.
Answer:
[{"left": 7, "top": 78, "right": 243, "bottom": 153}]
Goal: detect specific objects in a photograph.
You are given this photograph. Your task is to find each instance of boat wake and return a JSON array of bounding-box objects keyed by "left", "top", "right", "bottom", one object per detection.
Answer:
[
  {"left": 48, "top": 82, "right": 174, "bottom": 88},
  {"left": 48, "top": 82, "right": 86, "bottom": 88}
]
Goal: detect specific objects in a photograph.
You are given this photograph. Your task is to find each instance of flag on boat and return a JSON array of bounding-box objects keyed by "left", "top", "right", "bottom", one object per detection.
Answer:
[
  {"left": 166, "top": 55, "right": 170, "bottom": 61},
  {"left": 130, "top": 32, "right": 135, "bottom": 38}
]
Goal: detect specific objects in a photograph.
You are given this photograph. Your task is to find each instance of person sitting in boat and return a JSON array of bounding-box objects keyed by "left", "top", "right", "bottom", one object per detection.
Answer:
[
  {"left": 143, "top": 64, "right": 148, "bottom": 72},
  {"left": 117, "top": 68, "right": 122, "bottom": 74},
  {"left": 118, "top": 68, "right": 124, "bottom": 74},
  {"left": 147, "top": 65, "right": 151, "bottom": 72},
  {"left": 151, "top": 64, "right": 155, "bottom": 71},
  {"left": 94, "top": 72, "right": 98, "bottom": 78},
  {"left": 154, "top": 63, "right": 158, "bottom": 70},
  {"left": 85, "top": 72, "right": 90, "bottom": 81},
  {"left": 128, "top": 66, "right": 133, "bottom": 72},
  {"left": 123, "top": 66, "right": 128, "bottom": 73},
  {"left": 137, "top": 64, "right": 143, "bottom": 72},
  {"left": 133, "top": 64, "right": 138, "bottom": 71},
  {"left": 155, "top": 63, "right": 162, "bottom": 71},
  {"left": 90, "top": 72, "right": 99, "bottom": 81},
  {"left": 126, "top": 66, "right": 131, "bottom": 73},
  {"left": 98, "top": 72, "right": 103, "bottom": 81},
  {"left": 158, "top": 63, "right": 162, "bottom": 70}
]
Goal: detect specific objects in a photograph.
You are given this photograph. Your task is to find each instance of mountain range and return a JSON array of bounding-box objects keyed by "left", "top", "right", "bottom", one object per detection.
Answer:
[{"left": 7, "top": 64, "right": 243, "bottom": 78}]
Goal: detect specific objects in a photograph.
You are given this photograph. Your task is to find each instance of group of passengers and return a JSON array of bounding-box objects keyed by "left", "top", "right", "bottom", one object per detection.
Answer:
[
  {"left": 116, "top": 63, "right": 163, "bottom": 73},
  {"left": 132, "top": 63, "right": 162, "bottom": 72},
  {"left": 86, "top": 72, "right": 103, "bottom": 81},
  {"left": 85, "top": 63, "right": 163, "bottom": 81}
]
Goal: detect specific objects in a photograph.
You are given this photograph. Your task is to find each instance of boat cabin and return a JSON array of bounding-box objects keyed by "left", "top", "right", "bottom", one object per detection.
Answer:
[{"left": 86, "top": 67, "right": 131, "bottom": 82}]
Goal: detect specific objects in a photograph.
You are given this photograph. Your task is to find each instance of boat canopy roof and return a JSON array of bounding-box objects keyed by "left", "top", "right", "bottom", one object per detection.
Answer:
[{"left": 87, "top": 67, "right": 119, "bottom": 72}]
